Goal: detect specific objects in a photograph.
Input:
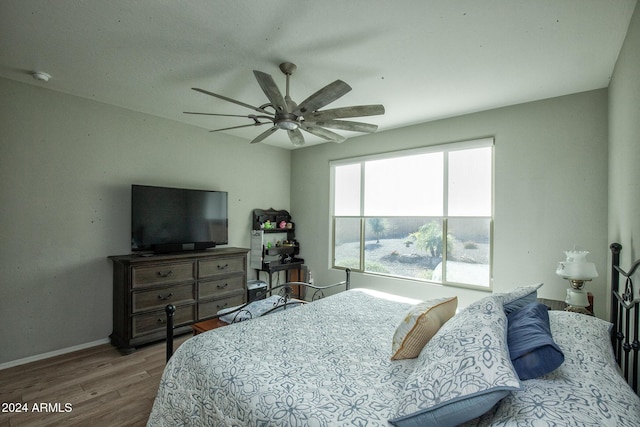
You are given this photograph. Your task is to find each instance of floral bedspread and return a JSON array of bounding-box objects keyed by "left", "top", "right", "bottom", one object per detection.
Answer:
[
  {"left": 148, "top": 289, "right": 417, "bottom": 426},
  {"left": 467, "top": 310, "right": 640, "bottom": 426},
  {"left": 148, "top": 290, "right": 640, "bottom": 426}
]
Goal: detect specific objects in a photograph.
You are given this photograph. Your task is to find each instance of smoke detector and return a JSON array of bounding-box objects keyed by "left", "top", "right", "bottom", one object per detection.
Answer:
[{"left": 31, "top": 71, "right": 51, "bottom": 82}]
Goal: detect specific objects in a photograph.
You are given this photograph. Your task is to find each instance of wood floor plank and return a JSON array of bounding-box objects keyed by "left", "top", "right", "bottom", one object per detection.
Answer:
[
  {"left": 0, "top": 335, "right": 189, "bottom": 426},
  {"left": 20, "top": 354, "right": 150, "bottom": 402}
]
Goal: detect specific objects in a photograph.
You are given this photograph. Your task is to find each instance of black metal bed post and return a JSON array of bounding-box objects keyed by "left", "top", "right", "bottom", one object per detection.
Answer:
[
  {"left": 625, "top": 303, "right": 631, "bottom": 381},
  {"left": 634, "top": 298, "right": 640, "bottom": 393},
  {"left": 165, "top": 304, "right": 176, "bottom": 363},
  {"left": 611, "top": 243, "right": 622, "bottom": 358},
  {"left": 609, "top": 242, "right": 640, "bottom": 394},
  {"left": 345, "top": 268, "right": 351, "bottom": 290}
]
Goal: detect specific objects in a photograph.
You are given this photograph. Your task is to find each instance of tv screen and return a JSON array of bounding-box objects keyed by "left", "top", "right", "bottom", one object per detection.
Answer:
[{"left": 131, "top": 185, "right": 228, "bottom": 253}]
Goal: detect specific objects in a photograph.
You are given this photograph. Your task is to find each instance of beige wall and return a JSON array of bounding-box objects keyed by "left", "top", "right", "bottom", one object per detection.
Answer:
[
  {"left": 0, "top": 78, "right": 291, "bottom": 365},
  {"left": 291, "top": 89, "right": 609, "bottom": 315},
  {"left": 609, "top": 3, "right": 640, "bottom": 271}
]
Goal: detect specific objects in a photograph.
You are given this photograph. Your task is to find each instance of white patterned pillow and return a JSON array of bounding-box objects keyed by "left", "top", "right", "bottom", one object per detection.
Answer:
[
  {"left": 389, "top": 296, "right": 521, "bottom": 426},
  {"left": 391, "top": 296, "right": 458, "bottom": 360}
]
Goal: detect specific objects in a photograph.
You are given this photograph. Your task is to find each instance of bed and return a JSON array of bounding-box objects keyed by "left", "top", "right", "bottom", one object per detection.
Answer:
[{"left": 148, "top": 245, "right": 640, "bottom": 426}]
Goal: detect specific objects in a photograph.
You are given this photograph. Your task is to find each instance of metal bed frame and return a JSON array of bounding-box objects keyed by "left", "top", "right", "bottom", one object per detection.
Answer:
[
  {"left": 610, "top": 243, "right": 640, "bottom": 394},
  {"left": 164, "top": 269, "right": 350, "bottom": 362}
]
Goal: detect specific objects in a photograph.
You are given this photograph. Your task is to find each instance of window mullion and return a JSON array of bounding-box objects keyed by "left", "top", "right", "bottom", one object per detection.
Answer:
[
  {"left": 442, "top": 217, "right": 448, "bottom": 283},
  {"left": 360, "top": 217, "right": 365, "bottom": 272},
  {"left": 442, "top": 153, "right": 449, "bottom": 283},
  {"left": 443, "top": 151, "right": 449, "bottom": 217},
  {"left": 360, "top": 161, "right": 366, "bottom": 217},
  {"left": 360, "top": 162, "right": 366, "bottom": 271}
]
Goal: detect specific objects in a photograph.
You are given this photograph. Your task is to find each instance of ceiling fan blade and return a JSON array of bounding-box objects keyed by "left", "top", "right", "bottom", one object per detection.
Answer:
[
  {"left": 303, "top": 119, "right": 378, "bottom": 133},
  {"left": 288, "top": 129, "right": 306, "bottom": 146},
  {"left": 184, "top": 112, "right": 259, "bottom": 118},
  {"left": 250, "top": 125, "right": 279, "bottom": 144},
  {"left": 192, "top": 88, "right": 268, "bottom": 114},
  {"left": 300, "top": 123, "right": 346, "bottom": 143},
  {"left": 209, "top": 122, "right": 271, "bottom": 132},
  {"left": 253, "top": 70, "right": 289, "bottom": 113},
  {"left": 293, "top": 80, "right": 352, "bottom": 115},
  {"left": 305, "top": 104, "right": 385, "bottom": 121}
]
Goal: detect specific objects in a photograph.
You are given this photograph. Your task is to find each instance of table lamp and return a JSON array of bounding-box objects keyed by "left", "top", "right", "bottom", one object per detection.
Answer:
[{"left": 556, "top": 249, "right": 598, "bottom": 315}]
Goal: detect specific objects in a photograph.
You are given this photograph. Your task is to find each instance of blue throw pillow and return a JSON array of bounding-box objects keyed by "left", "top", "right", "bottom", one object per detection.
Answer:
[
  {"left": 507, "top": 302, "right": 564, "bottom": 380},
  {"left": 498, "top": 283, "right": 543, "bottom": 315}
]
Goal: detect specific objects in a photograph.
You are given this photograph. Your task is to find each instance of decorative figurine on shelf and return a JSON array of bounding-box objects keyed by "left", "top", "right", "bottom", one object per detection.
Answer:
[
  {"left": 263, "top": 220, "right": 273, "bottom": 229},
  {"left": 279, "top": 220, "right": 287, "bottom": 229}
]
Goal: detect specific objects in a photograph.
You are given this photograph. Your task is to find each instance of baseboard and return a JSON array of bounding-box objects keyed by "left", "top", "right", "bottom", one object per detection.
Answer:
[{"left": 0, "top": 338, "right": 111, "bottom": 371}]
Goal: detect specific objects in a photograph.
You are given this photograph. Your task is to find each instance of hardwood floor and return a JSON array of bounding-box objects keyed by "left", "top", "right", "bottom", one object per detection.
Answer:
[{"left": 0, "top": 335, "right": 189, "bottom": 426}]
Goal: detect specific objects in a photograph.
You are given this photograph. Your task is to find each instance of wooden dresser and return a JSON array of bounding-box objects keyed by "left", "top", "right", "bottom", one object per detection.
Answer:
[{"left": 109, "top": 247, "right": 249, "bottom": 353}]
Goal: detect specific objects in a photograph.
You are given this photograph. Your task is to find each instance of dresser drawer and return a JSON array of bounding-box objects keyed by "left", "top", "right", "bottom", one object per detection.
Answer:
[
  {"left": 131, "top": 262, "right": 195, "bottom": 288},
  {"left": 132, "top": 283, "right": 195, "bottom": 313},
  {"left": 199, "top": 293, "right": 245, "bottom": 319},
  {"left": 199, "top": 256, "right": 245, "bottom": 278},
  {"left": 132, "top": 304, "right": 195, "bottom": 338},
  {"left": 199, "top": 276, "right": 245, "bottom": 299}
]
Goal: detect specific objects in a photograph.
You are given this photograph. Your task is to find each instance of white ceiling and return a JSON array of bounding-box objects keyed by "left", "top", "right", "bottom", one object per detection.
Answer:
[{"left": 0, "top": 0, "right": 636, "bottom": 149}]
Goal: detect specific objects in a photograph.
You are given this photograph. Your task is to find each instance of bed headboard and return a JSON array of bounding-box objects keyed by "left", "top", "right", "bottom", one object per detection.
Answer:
[{"left": 610, "top": 243, "right": 640, "bottom": 394}]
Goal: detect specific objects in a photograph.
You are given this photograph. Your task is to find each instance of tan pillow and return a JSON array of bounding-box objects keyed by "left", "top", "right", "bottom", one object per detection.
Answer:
[{"left": 391, "top": 296, "right": 458, "bottom": 360}]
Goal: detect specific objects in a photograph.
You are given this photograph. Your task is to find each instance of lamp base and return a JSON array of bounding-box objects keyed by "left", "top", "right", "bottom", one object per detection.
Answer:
[
  {"left": 564, "top": 305, "right": 593, "bottom": 316},
  {"left": 564, "top": 288, "right": 594, "bottom": 316}
]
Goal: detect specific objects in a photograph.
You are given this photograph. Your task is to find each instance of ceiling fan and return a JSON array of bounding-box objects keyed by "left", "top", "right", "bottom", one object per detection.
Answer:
[{"left": 184, "top": 62, "right": 385, "bottom": 146}]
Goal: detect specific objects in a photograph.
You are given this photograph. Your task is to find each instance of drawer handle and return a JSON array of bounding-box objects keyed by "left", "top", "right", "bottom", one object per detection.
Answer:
[
  {"left": 157, "top": 318, "right": 167, "bottom": 324},
  {"left": 156, "top": 270, "right": 173, "bottom": 278},
  {"left": 157, "top": 292, "right": 174, "bottom": 301},
  {"left": 216, "top": 283, "right": 228, "bottom": 290},
  {"left": 217, "top": 302, "right": 228, "bottom": 309},
  {"left": 217, "top": 264, "right": 229, "bottom": 270}
]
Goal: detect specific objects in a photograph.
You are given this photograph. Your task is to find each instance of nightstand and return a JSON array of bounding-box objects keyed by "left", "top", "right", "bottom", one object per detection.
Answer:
[
  {"left": 537, "top": 298, "right": 566, "bottom": 311},
  {"left": 537, "top": 292, "right": 594, "bottom": 315},
  {"left": 192, "top": 318, "right": 228, "bottom": 335}
]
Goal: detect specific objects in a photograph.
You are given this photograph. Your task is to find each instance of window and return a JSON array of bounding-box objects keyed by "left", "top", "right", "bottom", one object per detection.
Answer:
[{"left": 331, "top": 138, "right": 493, "bottom": 288}]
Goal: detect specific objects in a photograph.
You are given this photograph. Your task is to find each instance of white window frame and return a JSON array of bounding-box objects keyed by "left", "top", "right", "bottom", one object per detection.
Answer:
[{"left": 329, "top": 137, "right": 494, "bottom": 290}]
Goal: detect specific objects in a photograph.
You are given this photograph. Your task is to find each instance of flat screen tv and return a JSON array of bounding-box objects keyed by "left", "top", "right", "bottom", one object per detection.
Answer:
[{"left": 131, "top": 184, "right": 228, "bottom": 253}]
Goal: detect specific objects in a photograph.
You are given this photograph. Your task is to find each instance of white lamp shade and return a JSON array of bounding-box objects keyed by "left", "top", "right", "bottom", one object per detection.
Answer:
[{"left": 556, "top": 261, "right": 598, "bottom": 280}]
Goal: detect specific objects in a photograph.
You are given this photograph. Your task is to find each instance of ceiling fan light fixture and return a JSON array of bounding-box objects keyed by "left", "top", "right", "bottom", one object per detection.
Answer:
[
  {"left": 276, "top": 118, "right": 299, "bottom": 130},
  {"left": 31, "top": 71, "right": 51, "bottom": 82}
]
